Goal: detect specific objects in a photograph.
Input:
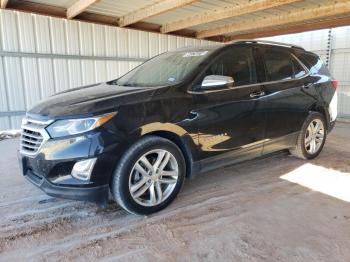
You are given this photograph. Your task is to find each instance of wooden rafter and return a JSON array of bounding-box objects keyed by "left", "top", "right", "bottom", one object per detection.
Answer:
[
  {"left": 161, "top": 0, "right": 302, "bottom": 33},
  {"left": 7, "top": 0, "right": 222, "bottom": 42},
  {"left": 1, "top": 0, "right": 8, "bottom": 8},
  {"left": 67, "top": 0, "right": 100, "bottom": 19},
  {"left": 119, "top": 0, "right": 198, "bottom": 27},
  {"left": 226, "top": 17, "right": 350, "bottom": 42},
  {"left": 196, "top": 1, "right": 350, "bottom": 39}
]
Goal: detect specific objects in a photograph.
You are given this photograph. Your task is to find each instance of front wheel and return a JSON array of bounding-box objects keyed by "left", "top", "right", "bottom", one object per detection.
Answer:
[
  {"left": 111, "top": 136, "right": 185, "bottom": 215},
  {"left": 290, "top": 112, "right": 327, "bottom": 160}
]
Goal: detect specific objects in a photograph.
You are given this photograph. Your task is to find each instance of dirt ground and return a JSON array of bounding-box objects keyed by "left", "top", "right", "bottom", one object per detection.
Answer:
[{"left": 0, "top": 123, "right": 350, "bottom": 261}]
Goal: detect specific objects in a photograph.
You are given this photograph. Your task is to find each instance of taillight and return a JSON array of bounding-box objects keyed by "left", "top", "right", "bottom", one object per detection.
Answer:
[{"left": 332, "top": 80, "right": 338, "bottom": 89}]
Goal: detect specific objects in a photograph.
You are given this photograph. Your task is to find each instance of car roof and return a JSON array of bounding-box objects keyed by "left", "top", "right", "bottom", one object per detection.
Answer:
[{"left": 171, "top": 39, "right": 305, "bottom": 53}]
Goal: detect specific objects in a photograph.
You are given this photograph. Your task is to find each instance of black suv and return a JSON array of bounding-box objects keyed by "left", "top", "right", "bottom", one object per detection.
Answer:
[{"left": 18, "top": 40, "right": 338, "bottom": 215}]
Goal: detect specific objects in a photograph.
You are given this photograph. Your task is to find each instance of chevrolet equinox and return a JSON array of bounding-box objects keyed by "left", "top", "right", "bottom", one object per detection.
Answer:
[{"left": 18, "top": 40, "right": 338, "bottom": 215}]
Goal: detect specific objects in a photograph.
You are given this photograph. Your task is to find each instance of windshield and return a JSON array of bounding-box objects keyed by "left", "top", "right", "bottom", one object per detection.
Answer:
[{"left": 116, "top": 50, "right": 212, "bottom": 87}]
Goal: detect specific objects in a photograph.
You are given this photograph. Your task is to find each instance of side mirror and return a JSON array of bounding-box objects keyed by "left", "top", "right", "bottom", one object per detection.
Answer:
[{"left": 201, "top": 75, "right": 234, "bottom": 90}]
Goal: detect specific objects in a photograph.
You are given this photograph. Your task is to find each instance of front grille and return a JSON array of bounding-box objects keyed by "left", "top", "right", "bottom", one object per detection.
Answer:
[
  {"left": 20, "top": 118, "right": 53, "bottom": 156},
  {"left": 21, "top": 129, "right": 44, "bottom": 153}
]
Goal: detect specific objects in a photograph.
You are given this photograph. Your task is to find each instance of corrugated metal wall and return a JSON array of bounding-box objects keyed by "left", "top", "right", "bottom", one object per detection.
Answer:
[
  {"left": 0, "top": 9, "right": 217, "bottom": 130},
  {"left": 263, "top": 27, "right": 350, "bottom": 119}
]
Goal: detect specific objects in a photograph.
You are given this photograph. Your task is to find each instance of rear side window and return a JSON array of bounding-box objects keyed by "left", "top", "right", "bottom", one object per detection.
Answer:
[
  {"left": 204, "top": 46, "right": 257, "bottom": 86},
  {"left": 262, "top": 48, "right": 306, "bottom": 81},
  {"left": 296, "top": 51, "right": 331, "bottom": 76}
]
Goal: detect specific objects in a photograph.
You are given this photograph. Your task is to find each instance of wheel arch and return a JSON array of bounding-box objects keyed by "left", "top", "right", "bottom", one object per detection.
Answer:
[
  {"left": 309, "top": 103, "right": 330, "bottom": 130},
  {"left": 145, "top": 130, "right": 195, "bottom": 179},
  {"left": 130, "top": 122, "right": 197, "bottom": 179}
]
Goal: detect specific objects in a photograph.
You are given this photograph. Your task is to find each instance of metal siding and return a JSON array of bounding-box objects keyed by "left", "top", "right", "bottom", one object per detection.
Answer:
[
  {"left": 0, "top": 57, "right": 9, "bottom": 111},
  {"left": 53, "top": 59, "right": 69, "bottom": 93},
  {"left": 0, "top": 10, "right": 19, "bottom": 52},
  {"left": 333, "top": 27, "right": 350, "bottom": 49},
  {"left": 79, "top": 22, "right": 94, "bottom": 56},
  {"left": 159, "top": 34, "right": 168, "bottom": 54},
  {"left": 22, "top": 58, "right": 41, "bottom": 108},
  {"left": 0, "top": 56, "right": 10, "bottom": 130},
  {"left": 139, "top": 31, "right": 149, "bottom": 58},
  {"left": 105, "top": 26, "right": 118, "bottom": 57},
  {"left": 17, "top": 12, "right": 36, "bottom": 53},
  {"left": 68, "top": 59, "right": 83, "bottom": 88},
  {"left": 338, "top": 84, "right": 350, "bottom": 118},
  {"left": 0, "top": 10, "right": 220, "bottom": 130},
  {"left": 117, "top": 28, "right": 129, "bottom": 57},
  {"left": 38, "top": 58, "right": 55, "bottom": 97},
  {"left": 66, "top": 20, "right": 80, "bottom": 55},
  {"left": 66, "top": 20, "right": 83, "bottom": 88},
  {"left": 34, "top": 15, "right": 52, "bottom": 54},
  {"left": 0, "top": 117, "right": 10, "bottom": 130},
  {"left": 106, "top": 61, "right": 119, "bottom": 80},
  {"left": 149, "top": 32, "right": 159, "bottom": 57},
  {"left": 50, "top": 17, "right": 67, "bottom": 55},
  {"left": 118, "top": 61, "right": 130, "bottom": 76},
  {"left": 3, "top": 57, "right": 25, "bottom": 111},
  {"left": 10, "top": 115, "right": 24, "bottom": 129},
  {"left": 168, "top": 35, "right": 177, "bottom": 51},
  {"left": 81, "top": 60, "right": 95, "bottom": 86}
]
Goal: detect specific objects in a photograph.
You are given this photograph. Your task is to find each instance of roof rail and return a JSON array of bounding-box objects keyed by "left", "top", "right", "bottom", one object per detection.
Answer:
[{"left": 231, "top": 39, "right": 305, "bottom": 50}]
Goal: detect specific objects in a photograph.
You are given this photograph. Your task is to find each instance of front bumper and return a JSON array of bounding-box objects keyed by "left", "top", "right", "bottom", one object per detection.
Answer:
[
  {"left": 18, "top": 128, "right": 124, "bottom": 204},
  {"left": 23, "top": 167, "right": 109, "bottom": 204}
]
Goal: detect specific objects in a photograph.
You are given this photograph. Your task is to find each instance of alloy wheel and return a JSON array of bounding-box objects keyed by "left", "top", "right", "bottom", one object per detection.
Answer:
[
  {"left": 304, "top": 119, "right": 325, "bottom": 154},
  {"left": 128, "top": 149, "right": 179, "bottom": 207}
]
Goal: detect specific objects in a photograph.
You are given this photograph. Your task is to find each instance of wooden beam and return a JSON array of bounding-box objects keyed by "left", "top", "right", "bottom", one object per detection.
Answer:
[
  {"left": 6, "top": 0, "right": 223, "bottom": 42},
  {"left": 119, "top": 0, "right": 198, "bottom": 27},
  {"left": 161, "top": 0, "right": 302, "bottom": 33},
  {"left": 196, "top": 1, "right": 350, "bottom": 39},
  {"left": 67, "top": 0, "right": 100, "bottom": 19},
  {"left": 226, "top": 17, "right": 350, "bottom": 42},
  {"left": 1, "top": 0, "right": 8, "bottom": 8}
]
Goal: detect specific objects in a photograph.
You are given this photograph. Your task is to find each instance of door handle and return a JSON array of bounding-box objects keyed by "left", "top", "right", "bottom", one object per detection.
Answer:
[{"left": 250, "top": 91, "right": 265, "bottom": 98}]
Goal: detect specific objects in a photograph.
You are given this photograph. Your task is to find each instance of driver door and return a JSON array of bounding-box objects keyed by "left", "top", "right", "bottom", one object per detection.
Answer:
[{"left": 191, "top": 46, "right": 267, "bottom": 172}]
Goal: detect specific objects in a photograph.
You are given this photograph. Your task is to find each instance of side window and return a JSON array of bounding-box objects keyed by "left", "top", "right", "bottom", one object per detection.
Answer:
[
  {"left": 296, "top": 51, "right": 331, "bottom": 76},
  {"left": 292, "top": 58, "right": 307, "bottom": 78},
  {"left": 204, "top": 47, "right": 257, "bottom": 87},
  {"left": 262, "top": 48, "right": 307, "bottom": 81}
]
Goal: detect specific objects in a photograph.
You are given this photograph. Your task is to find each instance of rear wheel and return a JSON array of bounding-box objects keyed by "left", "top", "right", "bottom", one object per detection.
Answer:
[
  {"left": 290, "top": 112, "right": 327, "bottom": 160},
  {"left": 111, "top": 136, "right": 185, "bottom": 215}
]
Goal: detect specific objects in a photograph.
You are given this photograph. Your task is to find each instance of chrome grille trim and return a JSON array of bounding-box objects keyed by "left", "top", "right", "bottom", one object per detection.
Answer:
[{"left": 20, "top": 117, "right": 53, "bottom": 157}]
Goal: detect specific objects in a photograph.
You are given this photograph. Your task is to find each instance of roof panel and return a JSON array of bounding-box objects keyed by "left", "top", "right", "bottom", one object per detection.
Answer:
[
  {"left": 19, "top": 0, "right": 348, "bottom": 38},
  {"left": 28, "top": 0, "right": 77, "bottom": 8},
  {"left": 85, "top": 0, "right": 160, "bottom": 18}
]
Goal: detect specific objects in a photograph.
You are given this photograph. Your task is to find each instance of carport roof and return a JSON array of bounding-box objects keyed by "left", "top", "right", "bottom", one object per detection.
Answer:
[{"left": 2, "top": 0, "right": 350, "bottom": 42}]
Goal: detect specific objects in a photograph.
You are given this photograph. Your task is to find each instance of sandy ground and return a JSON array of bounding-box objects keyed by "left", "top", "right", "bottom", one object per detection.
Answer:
[{"left": 0, "top": 123, "right": 350, "bottom": 261}]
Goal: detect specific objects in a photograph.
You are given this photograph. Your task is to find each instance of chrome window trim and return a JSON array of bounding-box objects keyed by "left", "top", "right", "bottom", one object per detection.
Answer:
[{"left": 189, "top": 51, "right": 310, "bottom": 95}]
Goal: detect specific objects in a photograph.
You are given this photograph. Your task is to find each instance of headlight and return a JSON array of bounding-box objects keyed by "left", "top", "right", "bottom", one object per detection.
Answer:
[{"left": 46, "top": 112, "right": 116, "bottom": 138}]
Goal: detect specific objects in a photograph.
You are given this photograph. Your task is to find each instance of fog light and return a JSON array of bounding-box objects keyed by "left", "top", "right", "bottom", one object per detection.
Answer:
[{"left": 71, "top": 158, "right": 97, "bottom": 181}]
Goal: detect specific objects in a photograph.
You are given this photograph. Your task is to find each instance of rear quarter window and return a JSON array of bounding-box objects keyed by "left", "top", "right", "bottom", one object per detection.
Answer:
[
  {"left": 262, "top": 48, "right": 307, "bottom": 82},
  {"left": 295, "top": 51, "right": 331, "bottom": 76}
]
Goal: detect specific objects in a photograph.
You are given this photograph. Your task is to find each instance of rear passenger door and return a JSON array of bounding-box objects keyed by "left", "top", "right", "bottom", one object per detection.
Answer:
[
  {"left": 256, "top": 46, "right": 316, "bottom": 153},
  {"left": 192, "top": 45, "right": 266, "bottom": 171}
]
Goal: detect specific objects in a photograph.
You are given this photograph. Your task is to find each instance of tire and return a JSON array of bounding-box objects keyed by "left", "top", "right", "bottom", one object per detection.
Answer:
[
  {"left": 290, "top": 112, "right": 327, "bottom": 160},
  {"left": 111, "top": 135, "right": 186, "bottom": 215}
]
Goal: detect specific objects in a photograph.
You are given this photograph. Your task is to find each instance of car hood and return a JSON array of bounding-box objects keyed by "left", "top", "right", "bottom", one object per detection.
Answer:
[{"left": 28, "top": 82, "right": 159, "bottom": 118}]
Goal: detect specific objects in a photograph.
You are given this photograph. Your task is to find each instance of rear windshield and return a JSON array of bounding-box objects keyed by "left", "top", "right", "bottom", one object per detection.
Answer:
[{"left": 115, "top": 50, "right": 213, "bottom": 87}]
